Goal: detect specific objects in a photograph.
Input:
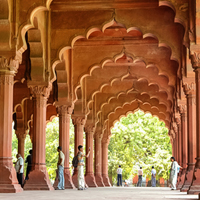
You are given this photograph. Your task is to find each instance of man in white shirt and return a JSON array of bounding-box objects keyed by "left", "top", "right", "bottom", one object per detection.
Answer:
[
  {"left": 137, "top": 167, "right": 143, "bottom": 187},
  {"left": 15, "top": 154, "right": 24, "bottom": 187},
  {"left": 57, "top": 146, "right": 65, "bottom": 190},
  {"left": 117, "top": 165, "right": 123, "bottom": 186}
]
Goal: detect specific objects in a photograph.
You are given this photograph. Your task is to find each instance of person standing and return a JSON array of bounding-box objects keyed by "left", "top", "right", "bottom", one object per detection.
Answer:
[
  {"left": 137, "top": 167, "right": 143, "bottom": 187},
  {"left": 117, "top": 165, "right": 123, "bottom": 186},
  {"left": 57, "top": 146, "right": 65, "bottom": 190},
  {"left": 15, "top": 154, "right": 24, "bottom": 187},
  {"left": 77, "top": 145, "right": 90, "bottom": 190},
  {"left": 151, "top": 166, "right": 156, "bottom": 187},
  {"left": 170, "top": 157, "right": 182, "bottom": 190},
  {"left": 25, "top": 149, "right": 32, "bottom": 181}
]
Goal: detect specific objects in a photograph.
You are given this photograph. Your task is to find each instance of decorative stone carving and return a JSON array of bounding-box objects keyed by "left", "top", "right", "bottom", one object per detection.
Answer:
[
  {"left": 57, "top": 104, "right": 74, "bottom": 115},
  {"left": 0, "top": 56, "right": 19, "bottom": 73},
  {"left": 72, "top": 116, "right": 86, "bottom": 126},
  {"left": 29, "top": 85, "right": 51, "bottom": 98},
  {"left": 183, "top": 82, "right": 196, "bottom": 95},
  {"left": 191, "top": 52, "right": 200, "bottom": 68},
  {"left": 179, "top": 104, "right": 187, "bottom": 114},
  {"left": 84, "top": 124, "right": 96, "bottom": 135}
]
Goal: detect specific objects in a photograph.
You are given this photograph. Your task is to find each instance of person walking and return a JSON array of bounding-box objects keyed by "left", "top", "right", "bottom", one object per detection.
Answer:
[
  {"left": 77, "top": 145, "right": 90, "bottom": 190},
  {"left": 15, "top": 154, "right": 24, "bottom": 187},
  {"left": 170, "top": 157, "right": 182, "bottom": 190},
  {"left": 56, "top": 146, "right": 65, "bottom": 190},
  {"left": 137, "top": 167, "right": 143, "bottom": 187},
  {"left": 117, "top": 165, "right": 123, "bottom": 186},
  {"left": 151, "top": 166, "right": 156, "bottom": 187}
]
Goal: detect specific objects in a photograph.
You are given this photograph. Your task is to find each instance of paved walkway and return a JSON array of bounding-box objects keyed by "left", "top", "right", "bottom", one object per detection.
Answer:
[{"left": 0, "top": 187, "right": 199, "bottom": 200}]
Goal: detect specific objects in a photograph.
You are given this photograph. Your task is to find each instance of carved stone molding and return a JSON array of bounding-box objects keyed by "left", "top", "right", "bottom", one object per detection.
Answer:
[{"left": 0, "top": 56, "right": 19, "bottom": 74}]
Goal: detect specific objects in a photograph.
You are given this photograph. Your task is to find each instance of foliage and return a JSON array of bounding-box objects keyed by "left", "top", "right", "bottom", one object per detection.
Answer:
[{"left": 108, "top": 110, "right": 172, "bottom": 185}]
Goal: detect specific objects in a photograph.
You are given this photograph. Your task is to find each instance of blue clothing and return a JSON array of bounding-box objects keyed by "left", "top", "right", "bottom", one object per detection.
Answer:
[
  {"left": 78, "top": 152, "right": 84, "bottom": 164},
  {"left": 117, "top": 174, "right": 122, "bottom": 186},
  {"left": 57, "top": 165, "right": 65, "bottom": 189}
]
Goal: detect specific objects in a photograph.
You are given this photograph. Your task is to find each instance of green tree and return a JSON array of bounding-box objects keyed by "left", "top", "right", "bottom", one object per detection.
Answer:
[{"left": 108, "top": 110, "right": 172, "bottom": 185}]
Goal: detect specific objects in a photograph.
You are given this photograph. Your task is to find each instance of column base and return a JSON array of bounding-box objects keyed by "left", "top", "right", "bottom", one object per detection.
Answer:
[
  {"left": 72, "top": 169, "right": 78, "bottom": 188},
  {"left": 0, "top": 157, "right": 23, "bottom": 193},
  {"left": 85, "top": 173, "right": 98, "bottom": 187},
  {"left": 95, "top": 174, "right": 105, "bottom": 187},
  {"left": 64, "top": 169, "right": 75, "bottom": 189},
  {"left": 180, "top": 164, "right": 195, "bottom": 192},
  {"left": 23, "top": 166, "right": 54, "bottom": 190},
  {"left": 177, "top": 169, "right": 186, "bottom": 190},
  {"left": 102, "top": 175, "right": 111, "bottom": 187},
  {"left": 188, "top": 159, "right": 200, "bottom": 194}
]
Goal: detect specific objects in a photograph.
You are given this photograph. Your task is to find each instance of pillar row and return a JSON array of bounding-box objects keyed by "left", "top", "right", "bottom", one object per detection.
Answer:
[{"left": 23, "top": 85, "right": 53, "bottom": 191}]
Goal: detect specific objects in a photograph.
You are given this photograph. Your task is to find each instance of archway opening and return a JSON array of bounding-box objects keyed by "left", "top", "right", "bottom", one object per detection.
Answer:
[{"left": 108, "top": 110, "right": 172, "bottom": 186}]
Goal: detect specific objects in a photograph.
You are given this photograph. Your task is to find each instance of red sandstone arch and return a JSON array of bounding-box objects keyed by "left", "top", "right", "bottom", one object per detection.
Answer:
[{"left": 82, "top": 53, "right": 174, "bottom": 111}]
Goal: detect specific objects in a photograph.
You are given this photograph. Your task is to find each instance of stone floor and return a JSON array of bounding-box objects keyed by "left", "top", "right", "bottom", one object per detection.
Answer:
[{"left": 0, "top": 187, "right": 199, "bottom": 200}]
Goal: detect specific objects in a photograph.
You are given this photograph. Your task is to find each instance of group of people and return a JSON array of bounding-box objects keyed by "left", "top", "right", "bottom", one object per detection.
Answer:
[
  {"left": 117, "top": 156, "right": 181, "bottom": 189},
  {"left": 14, "top": 144, "right": 91, "bottom": 191},
  {"left": 14, "top": 150, "right": 32, "bottom": 188},
  {"left": 14, "top": 146, "right": 180, "bottom": 191}
]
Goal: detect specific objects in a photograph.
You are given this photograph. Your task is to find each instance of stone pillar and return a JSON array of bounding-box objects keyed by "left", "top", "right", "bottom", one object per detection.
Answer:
[
  {"left": 95, "top": 134, "right": 105, "bottom": 187},
  {"left": 16, "top": 132, "right": 26, "bottom": 159},
  {"left": 56, "top": 105, "right": 75, "bottom": 189},
  {"left": 84, "top": 125, "right": 97, "bottom": 187},
  {"left": 23, "top": 85, "right": 53, "bottom": 190},
  {"left": 177, "top": 104, "right": 187, "bottom": 190},
  {"left": 188, "top": 67, "right": 200, "bottom": 194},
  {"left": 72, "top": 116, "right": 85, "bottom": 188},
  {"left": 0, "top": 57, "right": 22, "bottom": 193},
  {"left": 181, "top": 83, "right": 196, "bottom": 192},
  {"left": 102, "top": 139, "right": 111, "bottom": 187}
]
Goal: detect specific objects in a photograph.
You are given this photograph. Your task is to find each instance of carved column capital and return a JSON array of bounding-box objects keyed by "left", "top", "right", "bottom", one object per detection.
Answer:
[
  {"left": 72, "top": 116, "right": 86, "bottom": 126},
  {"left": 29, "top": 85, "right": 51, "bottom": 98},
  {"left": 183, "top": 82, "right": 196, "bottom": 95},
  {"left": 179, "top": 104, "right": 187, "bottom": 114},
  {"left": 0, "top": 56, "right": 19, "bottom": 74},
  {"left": 191, "top": 51, "right": 200, "bottom": 68},
  {"left": 172, "top": 122, "right": 178, "bottom": 134},
  {"left": 57, "top": 104, "right": 74, "bottom": 115},
  {"left": 84, "top": 124, "right": 96, "bottom": 136},
  {"left": 169, "top": 129, "right": 175, "bottom": 139},
  {"left": 102, "top": 137, "right": 110, "bottom": 144}
]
